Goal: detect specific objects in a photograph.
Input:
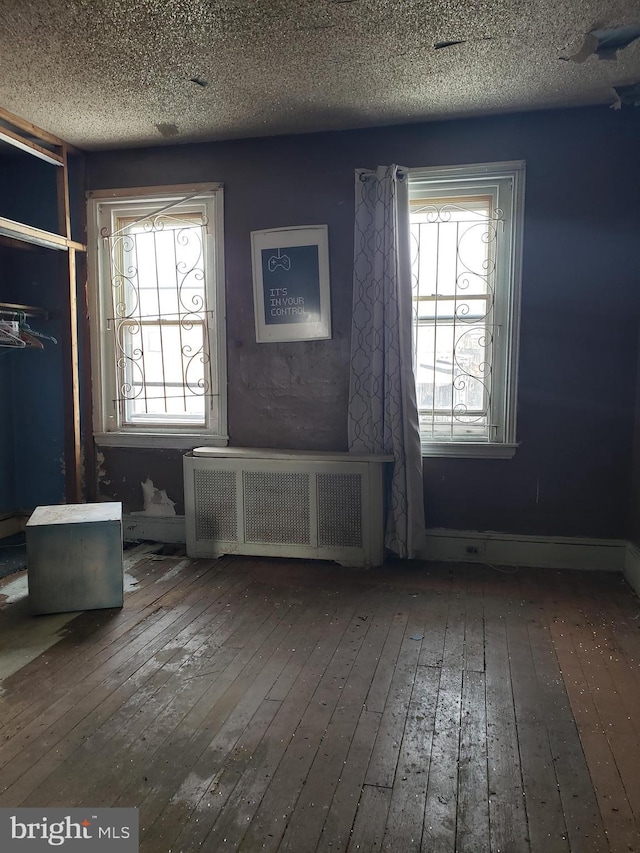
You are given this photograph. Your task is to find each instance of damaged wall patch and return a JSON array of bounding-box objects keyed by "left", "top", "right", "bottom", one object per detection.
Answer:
[{"left": 131, "top": 477, "right": 177, "bottom": 517}]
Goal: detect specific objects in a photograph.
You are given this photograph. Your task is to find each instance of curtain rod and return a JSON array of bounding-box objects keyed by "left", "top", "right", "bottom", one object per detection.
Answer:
[{"left": 358, "top": 167, "right": 407, "bottom": 182}]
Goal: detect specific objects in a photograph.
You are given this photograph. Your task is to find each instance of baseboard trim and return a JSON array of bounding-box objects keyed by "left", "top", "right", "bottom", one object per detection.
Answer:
[
  {"left": 119, "top": 515, "right": 634, "bottom": 577},
  {"left": 123, "top": 514, "right": 186, "bottom": 544},
  {"left": 422, "top": 528, "right": 626, "bottom": 572},
  {"left": 0, "top": 515, "right": 28, "bottom": 540},
  {"left": 624, "top": 543, "right": 640, "bottom": 597}
]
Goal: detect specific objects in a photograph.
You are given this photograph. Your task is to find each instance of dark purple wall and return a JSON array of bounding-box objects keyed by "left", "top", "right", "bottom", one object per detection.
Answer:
[{"left": 87, "top": 106, "right": 640, "bottom": 537}]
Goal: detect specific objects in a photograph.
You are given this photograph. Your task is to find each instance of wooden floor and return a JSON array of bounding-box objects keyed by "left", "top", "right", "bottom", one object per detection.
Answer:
[{"left": 1, "top": 551, "right": 640, "bottom": 852}]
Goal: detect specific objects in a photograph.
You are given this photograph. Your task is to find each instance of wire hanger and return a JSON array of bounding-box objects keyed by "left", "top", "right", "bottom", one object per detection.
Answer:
[
  {"left": 0, "top": 320, "right": 26, "bottom": 348},
  {"left": 17, "top": 312, "right": 58, "bottom": 345}
]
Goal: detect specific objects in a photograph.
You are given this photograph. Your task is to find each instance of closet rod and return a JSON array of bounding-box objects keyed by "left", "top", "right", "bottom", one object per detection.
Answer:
[{"left": 0, "top": 302, "right": 49, "bottom": 319}]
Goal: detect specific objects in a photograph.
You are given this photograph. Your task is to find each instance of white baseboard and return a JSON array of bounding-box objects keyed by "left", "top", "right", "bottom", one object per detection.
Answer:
[
  {"left": 422, "top": 528, "right": 626, "bottom": 572},
  {"left": 118, "top": 515, "right": 635, "bottom": 579},
  {"left": 123, "top": 514, "right": 186, "bottom": 544}
]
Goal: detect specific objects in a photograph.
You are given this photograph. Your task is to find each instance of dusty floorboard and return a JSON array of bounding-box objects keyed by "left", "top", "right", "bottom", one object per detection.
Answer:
[{"left": 1, "top": 554, "right": 639, "bottom": 852}]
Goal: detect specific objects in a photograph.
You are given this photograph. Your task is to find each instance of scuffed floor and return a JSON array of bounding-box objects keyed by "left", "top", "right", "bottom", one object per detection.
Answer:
[
  {"left": 0, "top": 554, "right": 639, "bottom": 851},
  {"left": 0, "top": 543, "right": 163, "bottom": 684}
]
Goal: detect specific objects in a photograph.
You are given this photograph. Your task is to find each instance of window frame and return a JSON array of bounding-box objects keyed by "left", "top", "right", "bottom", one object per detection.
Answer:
[
  {"left": 408, "top": 161, "right": 525, "bottom": 459},
  {"left": 87, "top": 184, "right": 228, "bottom": 449}
]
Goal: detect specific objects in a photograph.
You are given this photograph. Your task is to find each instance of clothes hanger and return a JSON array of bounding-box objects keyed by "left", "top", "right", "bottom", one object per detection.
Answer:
[
  {"left": 17, "top": 313, "right": 57, "bottom": 345},
  {"left": 18, "top": 329, "right": 45, "bottom": 349},
  {"left": 0, "top": 320, "right": 26, "bottom": 348}
]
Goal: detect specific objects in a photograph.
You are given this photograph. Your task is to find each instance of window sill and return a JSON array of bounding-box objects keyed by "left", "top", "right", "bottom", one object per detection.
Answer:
[
  {"left": 421, "top": 442, "right": 518, "bottom": 459},
  {"left": 94, "top": 432, "right": 229, "bottom": 450}
]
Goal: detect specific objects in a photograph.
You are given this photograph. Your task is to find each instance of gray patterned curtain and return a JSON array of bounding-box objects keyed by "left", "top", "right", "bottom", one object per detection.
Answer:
[{"left": 348, "top": 165, "right": 426, "bottom": 558}]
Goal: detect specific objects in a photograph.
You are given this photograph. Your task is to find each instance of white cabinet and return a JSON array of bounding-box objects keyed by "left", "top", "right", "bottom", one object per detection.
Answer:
[{"left": 184, "top": 447, "right": 392, "bottom": 568}]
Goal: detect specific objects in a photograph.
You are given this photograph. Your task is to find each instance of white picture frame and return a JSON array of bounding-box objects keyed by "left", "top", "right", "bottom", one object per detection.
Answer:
[{"left": 250, "top": 225, "right": 331, "bottom": 343}]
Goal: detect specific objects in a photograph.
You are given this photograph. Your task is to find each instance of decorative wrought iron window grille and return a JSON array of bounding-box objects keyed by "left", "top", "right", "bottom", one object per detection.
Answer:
[
  {"left": 106, "top": 212, "right": 210, "bottom": 426},
  {"left": 89, "top": 186, "right": 227, "bottom": 441},
  {"left": 408, "top": 163, "right": 525, "bottom": 454}
]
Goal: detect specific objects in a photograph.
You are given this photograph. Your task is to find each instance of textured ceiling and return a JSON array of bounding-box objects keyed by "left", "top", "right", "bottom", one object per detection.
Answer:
[{"left": 0, "top": 0, "right": 639, "bottom": 150}]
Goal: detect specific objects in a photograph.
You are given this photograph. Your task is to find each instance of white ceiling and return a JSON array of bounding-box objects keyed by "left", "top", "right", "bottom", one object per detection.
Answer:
[{"left": 0, "top": 0, "right": 638, "bottom": 150}]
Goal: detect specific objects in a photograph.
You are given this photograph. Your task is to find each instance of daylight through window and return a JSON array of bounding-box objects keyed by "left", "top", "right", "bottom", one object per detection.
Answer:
[
  {"left": 89, "top": 187, "right": 227, "bottom": 444},
  {"left": 408, "top": 163, "right": 525, "bottom": 456}
]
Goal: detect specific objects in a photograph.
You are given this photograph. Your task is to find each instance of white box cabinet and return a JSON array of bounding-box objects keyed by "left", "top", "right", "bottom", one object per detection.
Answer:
[{"left": 184, "top": 448, "right": 393, "bottom": 568}]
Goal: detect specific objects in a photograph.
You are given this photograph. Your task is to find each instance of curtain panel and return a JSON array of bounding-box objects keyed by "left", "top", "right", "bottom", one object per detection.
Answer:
[{"left": 348, "top": 165, "right": 426, "bottom": 558}]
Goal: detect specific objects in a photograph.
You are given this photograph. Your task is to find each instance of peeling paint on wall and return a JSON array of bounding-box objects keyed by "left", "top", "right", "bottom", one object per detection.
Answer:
[
  {"left": 96, "top": 450, "right": 111, "bottom": 486},
  {"left": 131, "top": 477, "right": 177, "bottom": 517},
  {"left": 94, "top": 448, "right": 185, "bottom": 514}
]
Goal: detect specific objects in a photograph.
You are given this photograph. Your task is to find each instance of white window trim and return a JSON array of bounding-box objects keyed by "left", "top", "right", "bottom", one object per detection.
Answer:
[
  {"left": 408, "top": 160, "right": 525, "bottom": 459},
  {"left": 87, "top": 184, "right": 228, "bottom": 449},
  {"left": 421, "top": 442, "right": 518, "bottom": 459}
]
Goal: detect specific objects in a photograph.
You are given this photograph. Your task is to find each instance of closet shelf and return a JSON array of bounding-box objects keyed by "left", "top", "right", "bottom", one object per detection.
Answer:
[{"left": 0, "top": 216, "right": 86, "bottom": 252}]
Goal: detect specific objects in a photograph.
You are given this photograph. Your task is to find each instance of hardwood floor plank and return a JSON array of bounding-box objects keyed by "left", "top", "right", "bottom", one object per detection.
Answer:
[
  {"left": 547, "top": 721, "right": 611, "bottom": 853},
  {"left": 483, "top": 576, "right": 530, "bottom": 853},
  {"left": 420, "top": 665, "right": 463, "bottom": 853},
  {"left": 365, "top": 609, "right": 410, "bottom": 714},
  {"left": 381, "top": 664, "right": 440, "bottom": 853},
  {"left": 347, "top": 784, "right": 392, "bottom": 853},
  {"left": 522, "top": 572, "right": 610, "bottom": 853},
  {"left": 279, "top": 608, "right": 392, "bottom": 852},
  {"left": 416, "top": 578, "right": 450, "bottom": 668},
  {"left": 417, "top": 579, "right": 468, "bottom": 853},
  {"left": 316, "top": 709, "right": 382, "bottom": 853},
  {"left": 364, "top": 618, "right": 423, "bottom": 789},
  {"left": 460, "top": 566, "right": 486, "bottom": 673},
  {"left": 505, "top": 594, "right": 569, "bottom": 852},
  {"left": 456, "top": 669, "right": 490, "bottom": 853}
]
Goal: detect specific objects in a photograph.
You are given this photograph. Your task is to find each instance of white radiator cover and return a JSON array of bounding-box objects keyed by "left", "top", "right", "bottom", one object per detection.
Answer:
[{"left": 184, "top": 447, "right": 393, "bottom": 567}]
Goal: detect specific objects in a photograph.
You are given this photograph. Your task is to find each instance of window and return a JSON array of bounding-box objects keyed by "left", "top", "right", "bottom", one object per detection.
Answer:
[
  {"left": 88, "top": 185, "right": 227, "bottom": 447},
  {"left": 408, "top": 162, "right": 525, "bottom": 458}
]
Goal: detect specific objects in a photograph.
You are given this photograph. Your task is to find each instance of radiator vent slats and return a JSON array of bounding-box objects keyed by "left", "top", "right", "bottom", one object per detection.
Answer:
[
  {"left": 243, "top": 471, "right": 311, "bottom": 545},
  {"left": 194, "top": 469, "right": 238, "bottom": 541},
  {"left": 317, "top": 473, "right": 363, "bottom": 548}
]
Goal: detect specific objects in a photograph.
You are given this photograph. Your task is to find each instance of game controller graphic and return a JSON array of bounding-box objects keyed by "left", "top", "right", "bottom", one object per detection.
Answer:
[{"left": 267, "top": 249, "right": 291, "bottom": 272}]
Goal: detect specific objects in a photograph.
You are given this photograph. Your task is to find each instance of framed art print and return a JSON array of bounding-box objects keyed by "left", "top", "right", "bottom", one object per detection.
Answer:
[{"left": 250, "top": 225, "right": 331, "bottom": 343}]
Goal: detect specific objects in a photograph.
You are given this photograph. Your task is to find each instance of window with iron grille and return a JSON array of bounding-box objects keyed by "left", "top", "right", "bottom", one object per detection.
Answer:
[
  {"left": 88, "top": 185, "right": 227, "bottom": 447},
  {"left": 408, "top": 162, "right": 525, "bottom": 458}
]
